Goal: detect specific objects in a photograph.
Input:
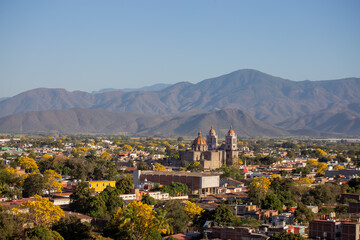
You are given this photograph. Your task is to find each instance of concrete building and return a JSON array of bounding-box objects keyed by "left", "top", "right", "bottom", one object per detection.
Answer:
[
  {"left": 341, "top": 193, "right": 360, "bottom": 203},
  {"left": 342, "top": 222, "right": 360, "bottom": 240},
  {"left": 133, "top": 170, "right": 220, "bottom": 196},
  {"left": 208, "top": 226, "right": 269, "bottom": 240},
  {"left": 180, "top": 126, "right": 239, "bottom": 170},
  {"left": 349, "top": 202, "right": 360, "bottom": 214},
  {"left": 309, "top": 220, "right": 360, "bottom": 240},
  {"left": 325, "top": 169, "right": 360, "bottom": 179},
  {"left": 272, "top": 213, "right": 294, "bottom": 226},
  {"left": 309, "top": 220, "right": 342, "bottom": 240}
]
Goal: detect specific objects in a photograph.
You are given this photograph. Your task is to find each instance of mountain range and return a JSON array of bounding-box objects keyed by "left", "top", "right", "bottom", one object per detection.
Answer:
[
  {"left": 0, "top": 69, "right": 359, "bottom": 136},
  {"left": 91, "top": 83, "right": 172, "bottom": 94}
]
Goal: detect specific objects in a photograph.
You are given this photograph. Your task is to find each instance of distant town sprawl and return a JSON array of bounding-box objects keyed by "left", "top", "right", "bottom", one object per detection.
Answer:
[{"left": 1, "top": 127, "right": 360, "bottom": 239}]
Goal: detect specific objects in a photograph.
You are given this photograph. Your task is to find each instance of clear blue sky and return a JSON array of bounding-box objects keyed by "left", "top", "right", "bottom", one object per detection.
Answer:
[{"left": 1, "top": 0, "right": 359, "bottom": 98}]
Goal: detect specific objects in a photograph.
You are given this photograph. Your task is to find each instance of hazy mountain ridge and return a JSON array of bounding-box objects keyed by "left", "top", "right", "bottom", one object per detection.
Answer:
[
  {"left": 277, "top": 103, "right": 360, "bottom": 135},
  {"left": 91, "top": 83, "right": 172, "bottom": 94},
  {"left": 0, "top": 108, "right": 288, "bottom": 136},
  {"left": 0, "top": 69, "right": 359, "bottom": 135}
]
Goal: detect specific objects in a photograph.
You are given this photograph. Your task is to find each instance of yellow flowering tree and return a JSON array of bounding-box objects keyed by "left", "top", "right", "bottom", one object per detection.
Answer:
[
  {"left": 112, "top": 201, "right": 170, "bottom": 239},
  {"left": 18, "top": 156, "right": 38, "bottom": 172},
  {"left": 334, "top": 165, "right": 345, "bottom": 170},
  {"left": 44, "top": 169, "right": 63, "bottom": 196},
  {"left": 6, "top": 167, "right": 17, "bottom": 174},
  {"left": 154, "top": 163, "right": 166, "bottom": 171},
  {"left": 316, "top": 148, "right": 326, "bottom": 157},
  {"left": 100, "top": 152, "right": 112, "bottom": 160},
  {"left": 40, "top": 153, "right": 53, "bottom": 161},
  {"left": 184, "top": 200, "right": 204, "bottom": 219},
  {"left": 123, "top": 144, "right": 132, "bottom": 151},
  {"left": 248, "top": 176, "right": 271, "bottom": 207},
  {"left": 12, "top": 195, "right": 64, "bottom": 227},
  {"left": 317, "top": 162, "right": 328, "bottom": 175},
  {"left": 296, "top": 177, "right": 314, "bottom": 185},
  {"left": 163, "top": 141, "right": 171, "bottom": 147},
  {"left": 271, "top": 174, "right": 281, "bottom": 179},
  {"left": 307, "top": 158, "right": 319, "bottom": 168}
]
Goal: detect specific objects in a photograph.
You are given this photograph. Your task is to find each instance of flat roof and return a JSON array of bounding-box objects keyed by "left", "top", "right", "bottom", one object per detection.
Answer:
[
  {"left": 139, "top": 170, "right": 220, "bottom": 177},
  {"left": 87, "top": 180, "right": 116, "bottom": 183}
]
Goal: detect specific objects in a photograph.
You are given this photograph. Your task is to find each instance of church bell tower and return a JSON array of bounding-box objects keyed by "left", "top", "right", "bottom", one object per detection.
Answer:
[{"left": 206, "top": 125, "right": 218, "bottom": 150}]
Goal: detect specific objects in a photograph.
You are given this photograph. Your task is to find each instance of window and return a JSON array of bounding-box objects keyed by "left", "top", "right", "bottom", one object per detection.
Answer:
[
  {"left": 108, "top": 183, "right": 110, "bottom": 186},
  {"left": 103, "top": 183, "right": 105, "bottom": 187},
  {"left": 90, "top": 184, "right": 92, "bottom": 187},
  {"left": 96, "top": 183, "right": 98, "bottom": 187}
]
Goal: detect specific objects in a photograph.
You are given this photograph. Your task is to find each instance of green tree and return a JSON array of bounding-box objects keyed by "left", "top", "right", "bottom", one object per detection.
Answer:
[
  {"left": 69, "top": 182, "right": 91, "bottom": 214},
  {"left": 100, "top": 186, "right": 124, "bottom": 215},
  {"left": 294, "top": 203, "right": 315, "bottom": 224},
  {"left": 22, "top": 173, "right": 45, "bottom": 198},
  {"left": 348, "top": 178, "right": 360, "bottom": 193},
  {"left": 1, "top": 152, "right": 10, "bottom": 160},
  {"left": 233, "top": 216, "right": 262, "bottom": 228},
  {"left": 137, "top": 160, "right": 149, "bottom": 170},
  {"left": 38, "top": 156, "right": 55, "bottom": 174},
  {"left": 26, "top": 226, "right": 63, "bottom": 240},
  {"left": 270, "top": 231, "right": 305, "bottom": 240},
  {"left": 214, "top": 204, "right": 235, "bottom": 226},
  {"left": 142, "top": 193, "right": 157, "bottom": 205},
  {"left": 161, "top": 182, "right": 189, "bottom": 197},
  {"left": 52, "top": 216, "right": 92, "bottom": 240},
  {"left": 287, "top": 151, "right": 296, "bottom": 159},
  {"left": 262, "top": 193, "right": 283, "bottom": 212},
  {"left": 292, "top": 167, "right": 310, "bottom": 175},
  {"left": 279, "top": 170, "right": 288, "bottom": 177},
  {"left": 219, "top": 165, "right": 244, "bottom": 181},
  {"left": 335, "top": 204, "right": 348, "bottom": 214},
  {"left": 259, "top": 156, "right": 277, "bottom": 165},
  {"left": 88, "top": 195, "right": 107, "bottom": 218},
  {"left": 116, "top": 176, "right": 133, "bottom": 194},
  {"left": 302, "top": 183, "right": 343, "bottom": 205},
  {"left": 162, "top": 200, "right": 190, "bottom": 234},
  {"left": 282, "top": 142, "right": 297, "bottom": 149},
  {"left": 0, "top": 205, "right": 24, "bottom": 240}
]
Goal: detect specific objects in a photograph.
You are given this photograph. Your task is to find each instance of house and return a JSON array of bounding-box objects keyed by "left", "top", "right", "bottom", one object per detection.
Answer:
[
  {"left": 87, "top": 180, "right": 116, "bottom": 193},
  {"left": 272, "top": 213, "right": 294, "bottom": 226},
  {"left": 133, "top": 170, "right": 220, "bottom": 196},
  {"left": 208, "top": 226, "right": 269, "bottom": 240}
]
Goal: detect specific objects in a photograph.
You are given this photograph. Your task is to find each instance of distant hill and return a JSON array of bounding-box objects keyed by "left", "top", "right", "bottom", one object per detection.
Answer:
[
  {"left": 277, "top": 103, "right": 360, "bottom": 135},
  {"left": 0, "top": 108, "right": 290, "bottom": 136},
  {"left": 0, "top": 69, "right": 359, "bottom": 136},
  {"left": 0, "top": 108, "right": 163, "bottom": 135},
  {"left": 92, "top": 83, "right": 172, "bottom": 94},
  {"left": 144, "top": 109, "right": 289, "bottom": 136}
]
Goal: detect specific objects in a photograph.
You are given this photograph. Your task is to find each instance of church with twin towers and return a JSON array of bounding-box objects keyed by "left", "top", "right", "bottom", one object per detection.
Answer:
[{"left": 180, "top": 126, "right": 239, "bottom": 170}]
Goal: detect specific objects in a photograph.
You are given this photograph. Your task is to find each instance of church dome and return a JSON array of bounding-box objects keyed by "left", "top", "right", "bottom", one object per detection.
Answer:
[
  {"left": 228, "top": 126, "right": 235, "bottom": 134},
  {"left": 192, "top": 131, "right": 208, "bottom": 151},
  {"left": 193, "top": 131, "right": 206, "bottom": 145},
  {"left": 209, "top": 125, "right": 216, "bottom": 134}
]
